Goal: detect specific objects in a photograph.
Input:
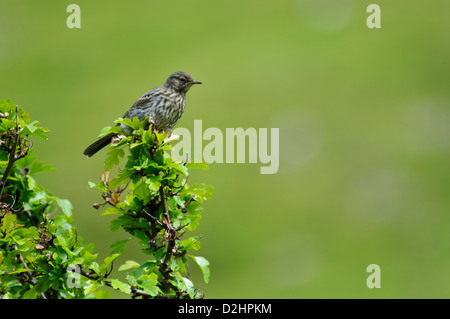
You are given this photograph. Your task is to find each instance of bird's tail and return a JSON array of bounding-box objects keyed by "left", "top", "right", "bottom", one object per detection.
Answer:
[{"left": 83, "top": 133, "right": 116, "bottom": 157}]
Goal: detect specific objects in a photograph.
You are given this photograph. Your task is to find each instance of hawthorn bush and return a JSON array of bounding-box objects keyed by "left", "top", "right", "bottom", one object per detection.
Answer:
[{"left": 0, "top": 99, "right": 213, "bottom": 299}]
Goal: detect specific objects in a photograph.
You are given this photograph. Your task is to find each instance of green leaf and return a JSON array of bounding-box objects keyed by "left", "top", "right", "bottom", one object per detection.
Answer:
[
  {"left": 114, "top": 117, "right": 131, "bottom": 126},
  {"left": 24, "top": 120, "right": 39, "bottom": 133},
  {"left": 57, "top": 198, "right": 73, "bottom": 217},
  {"left": 187, "top": 215, "right": 201, "bottom": 231},
  {"left": 146, "top": 175, "right": 161, "bottom": 192},
  {"left": 133, "top": 180, "right": 150, "bottom": 200},
  {"left": 0, "top": 118, "right": 15, "bottom": 131},
  {"left": 20, "top": 119, "right": 49, "bottom": 138},
  {"left": 171, "top": 162, "right": 189, "bottom": 176},
  {"left": 23, "top": 286, "right": 40, "bottom": 299},
  {"left": 189, "top": 256, "right": 210, "bottom": 283},
  {"left": 98, "top": 126, "right": 112, "bottom": 138},
  {"left": 204, "top": 184, "right": 215, "bottom": 200},
  {"left": 181, "top": 277, "right": 196, "bottom": 298},
  {"left": 110, "top": 239, "right": 129, "bottom": 254},
  {"left": 88, "top": 180, "right": 106, "bottom": 191},
  {"left": 83, "top": 280, "right": 101, "bottom": 295},
  {"left": 110, "top": 214, "right": 144, "bottom": 232},
  {"left": 142, "top": 129, "right": 155, "bottom": 146},
  {"left": 89, "top": 262, "right": 101, "bottom": 276},
  {"left": 101, "top": 207, "right": 123, "bottom": 216},
  {"left": 110, "top": 279, "right": 131, "bottom": 294},
  {"left": 180, "top": 236, "right": 200, "bottom": 251},
  {"left": 101, "top": 253, "right": 120, "bottom": 273},
  {"left": 119, "top": 260, "right": 140, "bottom": 271},
  {"left": 173, "top": 195, "right": 185, "bottom": 207},
  {"left": 138, "top": 273, "right": 160, "bottom": 296},
  {"left": 0, "top": 160, "right": 9, "bottom": 169},
  {"left": 105, "top": 148, "right": 125, "bottom": 171},
  {"left": 7, "top": 268, "right": 30, "bottom": 275},
  {"left": 114, "top": 117, "right": 142, "bottom": 131},
  {"left": 186, "top": 201, "right": 203, "bottom": 215},
  {"left": 29, "top": 161, "right": 56, "bottom": 175},
  {"left": 156, "top": 131, "right": 168, "bottom": 143},
  {"left": 55, "top": 234, "right": 68, "bottom": 248},
  {"left": 35, "top": 277, "right": 52, "bottom": 292},
  {"left": 108, "top": 169, "right": 134, "bottom": 189},
  {"left": 0, "top": 212, "right": 17, "bottom": 233}
]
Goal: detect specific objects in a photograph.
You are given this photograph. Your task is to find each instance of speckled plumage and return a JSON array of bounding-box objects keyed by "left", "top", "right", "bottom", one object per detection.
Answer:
[{"left": 83, "top": 71, "right": 201, "bottom": 157}]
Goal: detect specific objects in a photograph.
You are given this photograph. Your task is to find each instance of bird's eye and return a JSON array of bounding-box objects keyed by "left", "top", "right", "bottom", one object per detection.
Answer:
[{"left": 179, "top": 78, "right": 185, "bottom": 82}]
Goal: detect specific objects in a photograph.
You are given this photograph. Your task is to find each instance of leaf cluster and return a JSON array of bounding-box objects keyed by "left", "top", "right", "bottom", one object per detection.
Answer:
[
  {"left": 0, "top": 99, "right": 101, "bottom": 299},
  {"left": 88, "top": 117, "right": 213, "bottom": 298},
  {"left": 0, "top": 101, "right": 214, "bottom": 299}
]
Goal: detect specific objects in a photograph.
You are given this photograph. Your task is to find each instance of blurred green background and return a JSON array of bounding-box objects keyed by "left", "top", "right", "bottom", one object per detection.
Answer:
[{"left": 1, "top": 0, "right": 450, "bottom": 298}]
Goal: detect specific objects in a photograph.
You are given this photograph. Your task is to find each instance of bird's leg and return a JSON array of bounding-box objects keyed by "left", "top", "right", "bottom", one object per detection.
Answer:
[
  {"left": 112, "top": 135, "right": 126, "bottom": 145},
  {"left": 148, "top": 117, "right": 157, "bottom": 131}
]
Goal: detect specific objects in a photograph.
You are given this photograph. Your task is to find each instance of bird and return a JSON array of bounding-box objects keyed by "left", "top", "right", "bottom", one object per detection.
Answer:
[{"left": 83, "top": 71, "right": 201, "bottom": 157}]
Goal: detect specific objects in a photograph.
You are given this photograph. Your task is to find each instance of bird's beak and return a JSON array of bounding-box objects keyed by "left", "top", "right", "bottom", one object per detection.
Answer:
[{"left": 187, "top": 81, "right": 202, "bottom": 85}]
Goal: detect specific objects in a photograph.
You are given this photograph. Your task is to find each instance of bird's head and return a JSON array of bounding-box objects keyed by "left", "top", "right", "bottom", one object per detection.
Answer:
[{"left": 164, "top": 71, "right": 202, "bottom": 93}]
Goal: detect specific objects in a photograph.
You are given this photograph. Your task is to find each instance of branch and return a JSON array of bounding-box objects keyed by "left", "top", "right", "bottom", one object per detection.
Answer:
[
  {"left": 141, "top": 208, "right": 162, "bottom": 250},
  {"left": 0, "top": 105, "right": 19, "bottom": 199},
  {"left": 181, "top": 195, "right": 196, "bottom": 213},
  {"left": 158, "top": 186, "right": 176, "bottom": 277},
  {"left": 13, "top": 245, "right": 48, "bottom": 299}
]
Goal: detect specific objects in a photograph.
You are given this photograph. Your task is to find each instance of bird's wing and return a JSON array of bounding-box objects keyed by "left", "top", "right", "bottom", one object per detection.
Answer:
[{"left": 123, "top": 86, "right": 164, "bottom": 117}]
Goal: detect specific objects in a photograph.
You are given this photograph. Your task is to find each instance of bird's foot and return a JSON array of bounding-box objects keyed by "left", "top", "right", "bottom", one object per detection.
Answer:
[{"left": 112, "top": 135, "right": 126, "bottom": 144}]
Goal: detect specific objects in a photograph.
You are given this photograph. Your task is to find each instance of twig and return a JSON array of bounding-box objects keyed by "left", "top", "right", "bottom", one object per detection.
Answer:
[
  {"left": 172, "top": 176, "right": 189, "bottom": 196},
  {"left": 142, "top": 208, "right": 163, "bottom": 227},
  {"left": 13, "top": 245, "right": 48, "bottom": 299},
  {"left": 181, "top": 195, "right": 197, "bottom": 213}
]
